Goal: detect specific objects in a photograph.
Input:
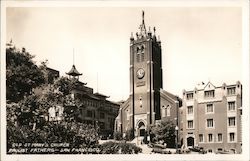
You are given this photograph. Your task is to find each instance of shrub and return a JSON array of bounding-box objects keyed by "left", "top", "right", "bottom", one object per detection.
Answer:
[
  {"left": 114, "top": 131, "right": 122, "bottom": 140},
  {"left": 100, "top": 141, "right": 142, "bottom": 154},
  {"left": 125, "top": 128, "right": 135, "bottom": 141}
]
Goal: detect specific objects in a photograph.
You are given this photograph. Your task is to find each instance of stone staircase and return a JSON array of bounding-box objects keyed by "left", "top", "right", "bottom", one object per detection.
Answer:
[{"left": 129, "top": 137, "right": 152, "bottom": 154}]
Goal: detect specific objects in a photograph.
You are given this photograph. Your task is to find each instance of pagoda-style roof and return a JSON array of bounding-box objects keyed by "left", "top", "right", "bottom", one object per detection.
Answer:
[{"left": 66, "top": 65, "right": 82, "bottom": 76}]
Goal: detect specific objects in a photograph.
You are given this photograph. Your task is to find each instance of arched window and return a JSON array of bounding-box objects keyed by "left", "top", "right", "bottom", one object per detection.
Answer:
[
  {"left": 141, "top": 45, "right": 144, "bottom": 52},
  {"left": 166, "top": 105, "right": 171, "bottom": 116},
  {"left": 141, "top": 46, "right": 145, "bottom": 62},
  {"left": 136, "top": 47, "right": 140, "bottom": 62},
  {"left": 162, "top": 105, "right": 166, "bottom": 118},
  {"left": 126, "top": 109, "right": 129, "bottom": 120},
  {"left": 141, "top": 52, "right": 144, "bottom": 62},
  {"left": 136, "top": 53, "right": 140, "bottom": 62},
  {"left": 135, "top": 46, "right": 146, "bottom": 63},
  {"left": 137, "top": 47, "right": 140, "bottom": 53}
]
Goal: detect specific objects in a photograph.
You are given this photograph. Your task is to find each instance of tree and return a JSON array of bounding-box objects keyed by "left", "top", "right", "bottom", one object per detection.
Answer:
[
  {"left": 53, "top": 76, "right": 72, "bottom": 95},
  {"left": 150, "top": 120, "right": 176, "bottom": 148},
  {"left": 6, "top": 77, "right": 100, "bottom": 153},
  {"left": 6, "top": 45, "right": 101, "bottom": 153},
  {"left": 6, "top": 46, "right": 45, "bottom": 102}
]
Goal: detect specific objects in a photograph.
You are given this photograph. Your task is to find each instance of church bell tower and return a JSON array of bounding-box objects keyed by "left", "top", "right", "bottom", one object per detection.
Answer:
[{"left": 130, "top": 11, "right": 163, "bottom": 136}]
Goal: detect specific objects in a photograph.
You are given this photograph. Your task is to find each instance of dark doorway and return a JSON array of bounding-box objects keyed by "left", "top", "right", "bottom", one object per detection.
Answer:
[
  {"left": 187, "top": 137, "right": 194, "bottom": 147},
  {"left": 140, "top": 129, "right": 145, "bottom": 136},
  {"left": 138, "top": 121, "right": 145, "bottom": 137}
]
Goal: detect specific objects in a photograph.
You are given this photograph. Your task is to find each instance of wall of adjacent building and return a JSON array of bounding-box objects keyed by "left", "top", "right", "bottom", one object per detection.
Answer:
[{"left": 180, "top": 82, "right": 242, "bottom": 153}]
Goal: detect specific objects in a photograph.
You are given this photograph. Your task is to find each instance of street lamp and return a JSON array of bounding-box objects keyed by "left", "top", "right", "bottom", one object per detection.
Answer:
[
  {"left": 174, "top": 100, "right": 179, "bottom": 154},
  {"left": 175, "top": 125, "right": 179, "bottom": 154}
]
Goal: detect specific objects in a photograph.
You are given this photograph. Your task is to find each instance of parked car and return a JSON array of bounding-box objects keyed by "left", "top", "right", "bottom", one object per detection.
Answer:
[{"left": 189, "top": 146, "right": 206, "bottom": 154}]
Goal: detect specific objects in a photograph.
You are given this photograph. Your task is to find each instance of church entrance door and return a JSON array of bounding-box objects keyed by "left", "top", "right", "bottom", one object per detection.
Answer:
[{"left": 138, "top": 121, "right": 145, "bottom": 137}]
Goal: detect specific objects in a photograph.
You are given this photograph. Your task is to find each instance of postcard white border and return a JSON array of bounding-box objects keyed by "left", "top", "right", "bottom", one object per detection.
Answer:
[{"left": 1, "top": 0, "right": 249, "bottom": 161}]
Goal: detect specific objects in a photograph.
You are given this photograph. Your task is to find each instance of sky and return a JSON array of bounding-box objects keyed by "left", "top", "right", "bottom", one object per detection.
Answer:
[{"left": 6, "top": 6, "right": 242, "bottom": 102}]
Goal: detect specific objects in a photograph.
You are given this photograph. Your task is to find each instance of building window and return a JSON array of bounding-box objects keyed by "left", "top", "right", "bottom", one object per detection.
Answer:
[
  {"left": 218, "top": 133, "right": 223, "bottom": 142},
  {"left": 207, "top": 119, "right": 214, "bottom": 128},
  {"left": 87, "top": 110, "right": 92, "bottom": 118},
  {"left": 208, "top": 134, "right": 213, "bottom": 142},
  {"left": 199, "top": 134, "right": 204, "bottom": 143},
  {"left": 204, "top": 90, "right": 215, "bottom": 98},
  {"left": 136, "top": 47, "right": 140, "bottom": 53},
  {"left": 229, "top": 133, "right": 235, "bottom": 142},
  {"left": 227, "top": 87, "right": 236, "bottom": 95},
  {"left": 187, "top": 120, "right": 193, "bottom": 129},
  {"left": 126, "top": 110, "right": 129, "bottom": 120},
  {"left": 136, "top": 46, "right": 145, "bottom": 62},
  {"left": 141, "top": 46, "right": 145, "bottom": 62},
  {"left": 166, "top": 105, "right": 171, "bottom": 116},
  {"left": 187, "top": 93, "right": 193, "bottom": 100},
  {"left": 141, "top": 45, "right": 144, "bottom": 52},
  {"left": 100, "top": 112, "right": 105, "bottom": 119},
  {"left": 228, "top": 117, "right": 236, "bottom": 126},
  {"left": 162, "top": 105, "right": 171, "bottom": 117},
  {"left": 206, "top": 104, "right": 213, "bottom": 113},
  {"left": 99, "top": 122, "right": 105, "bottom": 130},
  {"left": 136, "top": 53, "right": 140, "bottom": 62},
  {"left": 79, "top": 109, "right": 83, "bottom": 115},
  {"left": 139, "top": 96, "right": 142, "bottom": 108},
  {"left": 228, "top": 102, "right": 236, "bottom": 111},
  {"left": 187, "top": 106, "right": 193, "bottom": 115},
  {"left": 141, "top": 52, "right": 144, "bottom": 62},
  {"left": 162, "top": 106, "right": 166, "bottom": 117}
]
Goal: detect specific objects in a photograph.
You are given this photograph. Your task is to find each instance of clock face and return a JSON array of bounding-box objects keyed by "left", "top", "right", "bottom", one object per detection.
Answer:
[{"left": 136, "top": 68, "right": 145, "bottom": 79}]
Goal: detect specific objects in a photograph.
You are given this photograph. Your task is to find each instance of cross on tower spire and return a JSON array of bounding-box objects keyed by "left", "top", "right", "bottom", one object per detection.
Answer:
[
  {"left": 139, "top": 10, "right": 147, "bottom": 37},
  {"left": 142, "top": 10, "right": 145, "bottom": 25}
]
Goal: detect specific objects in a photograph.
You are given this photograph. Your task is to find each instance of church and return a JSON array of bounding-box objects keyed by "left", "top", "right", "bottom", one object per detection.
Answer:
[{"left": 114, "top": 11, "right": 182, "bottom": 140}]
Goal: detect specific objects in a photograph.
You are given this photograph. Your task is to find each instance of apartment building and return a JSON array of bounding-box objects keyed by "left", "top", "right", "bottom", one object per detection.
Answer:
[{"left": 180, "top": 81, "right": 242, "bottom": 153}]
